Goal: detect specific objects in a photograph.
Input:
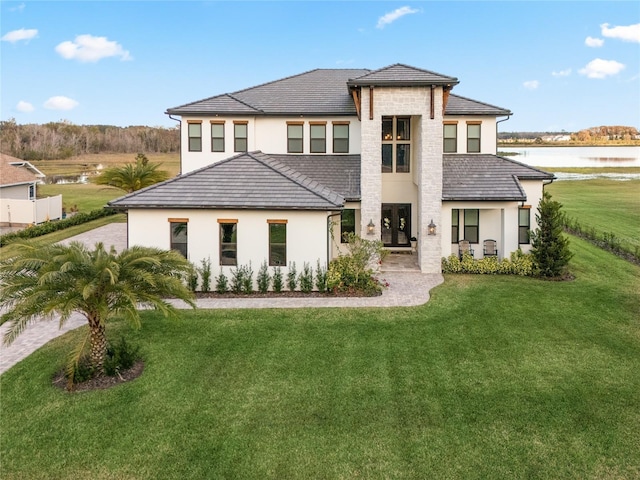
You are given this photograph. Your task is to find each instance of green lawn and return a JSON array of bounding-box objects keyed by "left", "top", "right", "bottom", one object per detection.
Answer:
[
  {"left": 38, "top": 183, "right": 125, "bottom": 213},
  {"left": 2, "top": 236, "right": 639, "bottom": 479},
  {"left": 547, "top": 178, "right": 640, "bottom": 250}
]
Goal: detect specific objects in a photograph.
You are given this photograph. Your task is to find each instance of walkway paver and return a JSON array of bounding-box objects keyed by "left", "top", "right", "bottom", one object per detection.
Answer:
[{"left": 0, "top": 223, "right": 443, "bottom": 374}]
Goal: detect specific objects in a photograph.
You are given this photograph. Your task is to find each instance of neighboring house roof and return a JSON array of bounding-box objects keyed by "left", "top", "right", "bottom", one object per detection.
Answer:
[
  {"left": 166, "top": 69, "right": 370, "bottom": 116},
  {"left": 442, "top": 154, "right": 554, "bottom": 201},
  {"left": 269, "top": 154, "right": 361, "bottom": 202},
  {"left": 445, "top": 94, "right": 512, "bottom": 116},
  {"left": 108, "top": 151, "right": 344, "bottom": 210},
  {"left": 0, "top": 153, "right": 44, "bottom": 187},
  {"left": 347, "top": 63, "right": 459, "bottom": 87}
]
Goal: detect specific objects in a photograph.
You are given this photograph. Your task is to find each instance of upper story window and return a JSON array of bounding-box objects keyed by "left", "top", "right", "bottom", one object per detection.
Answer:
[
  {"left": 382, "top": 116, "right": 411, "bottom": 173},
  {"left": 219, "top": 219, "right": 238, "bottom": 265},
  {"left": 211, "top": 122, "right": 225, "bottom": 152},
  {"left": 467, "top": 122, "right": 481, "bottom": 153},
  {"left": 444, "top": 123, "right": 457, "bottom": 153},
  {"left": 310, "top": 123, "right": 326, "bottom": 153},
  {"left": 169, "top": 219, "right": 188, "bottom": 258},
  {"left": 188, "top": 122, "right": 202, "bottom": 152},
  {"left": 333, "top": 122, "right": 349, "bottom": 153},
  {"left": 287, "top": 122, "right": 303, "bottom": 153},
  {"left": 234, "top": 122, "right": 248, "bottom": 152}
]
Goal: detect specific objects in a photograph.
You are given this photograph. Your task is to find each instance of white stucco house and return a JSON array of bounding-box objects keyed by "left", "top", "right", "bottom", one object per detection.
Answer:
[{"left": 109, "top": 64, "right": 554, "bottom": 276}]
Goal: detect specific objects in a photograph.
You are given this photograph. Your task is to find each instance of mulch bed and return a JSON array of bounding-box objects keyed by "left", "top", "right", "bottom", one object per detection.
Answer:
[{"left": 52, "top": 360, "right": 144, "bottom": 392}]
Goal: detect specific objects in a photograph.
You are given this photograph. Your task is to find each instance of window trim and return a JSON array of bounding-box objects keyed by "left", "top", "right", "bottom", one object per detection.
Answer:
[
  {"left": 287, "top": 122, "right": 304, "bottom": 154},
  {"left": 234, "top": 121, "right": 248, "bottom": 152},
  {"left": 382, "top": 116, "right": 411, "bottom": 173},
  {"left": 187, "top": 121, "right": 202, "bottom": 152},
  {"left": 332, "top": 121, "right": 350, "bottom": 153},
  {"left": 267, "top": 219, "right": 287, "bottom": 267},
  {"left": 310, "top": 122, "right": 326, "bottom": 153},
  {"left": 210, "top": 121, "right": 225, "bottom": 153},
  {"left": 218, "top": 218, "right": 238, "bottom": 266},
  {"left": 519, "top": 206, "right": 531, "bottom": 244},
  {"left": 466, "top": 121, "right": 481, "bottom": 153}
]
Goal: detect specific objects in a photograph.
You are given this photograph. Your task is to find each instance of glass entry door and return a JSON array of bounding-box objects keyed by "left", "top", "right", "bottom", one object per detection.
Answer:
[{"left": 381, "top": 204, "right": 411, "bottom": 247}]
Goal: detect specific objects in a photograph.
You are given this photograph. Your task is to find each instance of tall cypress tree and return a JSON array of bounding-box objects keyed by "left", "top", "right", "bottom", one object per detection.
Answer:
[{"left": 530, "top": 190, "right": 573, "bottom": 277}]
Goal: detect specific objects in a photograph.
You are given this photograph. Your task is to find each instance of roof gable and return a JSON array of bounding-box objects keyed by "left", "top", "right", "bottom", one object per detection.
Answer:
[
  {"left": 109, "top": 151, "right": 344, "bottom": 210},
  {"left": 347, "top": 63, "right": 458, "bottom": 87},
  {"left": 0, "top": 153, "right": 43, "bottom": 187}
]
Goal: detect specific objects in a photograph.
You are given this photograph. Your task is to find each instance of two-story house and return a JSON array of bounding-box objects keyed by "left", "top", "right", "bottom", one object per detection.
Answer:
[{"left": 109, "top": 64, "right": 554, "bottom": 276}]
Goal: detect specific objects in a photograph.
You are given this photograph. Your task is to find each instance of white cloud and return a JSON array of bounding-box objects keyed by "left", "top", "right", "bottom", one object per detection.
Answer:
[
  {"left": 579, "top": 58, "right": 625, "bottom": 79},
  {"left": 601, "top": 23, "right": 640, "bottom": 43},
  {"left": 585, "top": 36, "right": 604, "bottom": 47},
  {"left": 16, "top": 101, "right": 34, "bottom": 112},
  {"left": 1, "top": 28, "right": 38, "bottom": 43},
  {"left": 43, "top": 96, "right": 79, "bottom": 110},
  {"left": 552, "top": 69, "right": 572, "bottom": 77},
  {"left": 523, "top": 80, "right": 539, "bottom": 90},
  {"left": 376, "top": 6, "right": 419, "bottom": 29},
  {"left": 55, "top": 34, "right": 132, "bottom": 62},
  {"left": 9, "top": 3, "right": 26, "bottom": 12}
]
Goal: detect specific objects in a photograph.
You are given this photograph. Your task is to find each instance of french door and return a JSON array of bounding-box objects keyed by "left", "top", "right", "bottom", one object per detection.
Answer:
[{"left": 381, "top": 204, "right": 411, "bottom": 247}]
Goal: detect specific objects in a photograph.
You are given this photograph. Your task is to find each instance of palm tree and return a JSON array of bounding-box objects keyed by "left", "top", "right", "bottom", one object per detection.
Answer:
[
  {"left": 96, "top": 153, "right": 170, "bottom": 193},
  {"left": 0, "top": 241, "right": 195, "bottom": 383}
]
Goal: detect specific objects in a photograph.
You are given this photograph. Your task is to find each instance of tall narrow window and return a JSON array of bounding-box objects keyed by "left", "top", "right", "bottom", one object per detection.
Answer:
[
  {"left": 211, "top": 122, "right": 225, "bottom": 152},
  {"left": 188, "top": 122, "right": 202, "bottom": 152},
  {"left": 467, "top": 123, "right": 481, "bottom": 153},
  {"left": 340, "top": 209, "right": 356, "bottom": 243},
  {"left": 333, "top": 123, "right": 349, "bottom": 153},
  {"left": 170, "top": 220, "right": 188, "bottom": 258},
  {"left": 287, "top": 123, "right": 303, "bottom": 153},
  {"left": 219, "top": 220, "right": 237, "bottom": 265},
  {"left": 464, "top": 209, "right": 479, "bottom": 243},
  {"left": 310, "top": 123, "right": 326, "bottom": 153},
  {"left": 519, "top": 207, "right": 531, "bottom": 244},
  {"left": 381, "top": 116, "right": 411, "bottom": 173},
  {"left": 234, "top": 122, "right": 248, "bottom": 152},
  {"left": 268, "top": 220, "right": 287, "bottom": 266},
  {"left": 444, "top": 123, "right": 457, "bottom": 153},
  {"left": 451, "top": 209, "right": 459, "bottom": 244}
]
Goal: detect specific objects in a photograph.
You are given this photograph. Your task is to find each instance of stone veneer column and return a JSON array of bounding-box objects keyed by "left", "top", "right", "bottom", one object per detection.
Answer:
[{"left": 359, "top": 86, "right": 444, "bottom": 274}]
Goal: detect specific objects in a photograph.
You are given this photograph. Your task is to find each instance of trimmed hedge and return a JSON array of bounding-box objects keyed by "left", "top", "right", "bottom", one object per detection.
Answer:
[
  {"left": 442, "top": 250, "right": 534, "bottom": 276},
  {"left": 0, "top": 209, "right": 117, "bottom": 246}
]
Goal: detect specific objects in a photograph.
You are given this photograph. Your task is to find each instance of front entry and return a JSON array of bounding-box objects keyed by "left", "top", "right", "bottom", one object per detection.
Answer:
[{"left": 381, "top": 204, "right": 411, "bottom": 247}]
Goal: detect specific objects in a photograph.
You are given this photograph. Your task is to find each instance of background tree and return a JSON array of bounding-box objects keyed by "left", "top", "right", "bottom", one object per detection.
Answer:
[
  {"left": 0, "top": 241, "right": 195, "bottom": 386},
  {"left": 530, "top": 190, "right": 573, "bottom": 277},
  {"left": 95, "top": 153, "right": 170, "bottom": 192}
]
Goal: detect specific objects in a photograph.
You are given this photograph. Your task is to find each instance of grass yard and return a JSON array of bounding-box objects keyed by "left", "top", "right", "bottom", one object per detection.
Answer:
[
  {"left": 1, "top": 237, "right": 639, "bottom": 479},
  {"left": 38, "top": 183, "right": 125, "bottom": 213},
  {"left": 546, "top": 178, "right": 640, "bottom": 250}
]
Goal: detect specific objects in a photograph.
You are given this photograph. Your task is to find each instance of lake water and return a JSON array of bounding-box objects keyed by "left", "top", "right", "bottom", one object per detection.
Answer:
[{"left": 497, "top": 146, "right": 640, "bottom": 181}]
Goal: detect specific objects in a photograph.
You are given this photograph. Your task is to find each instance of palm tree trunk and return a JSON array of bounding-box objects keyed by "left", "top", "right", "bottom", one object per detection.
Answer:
[{"left": 89, "top": 320, "right": 107, "bottom": 375}]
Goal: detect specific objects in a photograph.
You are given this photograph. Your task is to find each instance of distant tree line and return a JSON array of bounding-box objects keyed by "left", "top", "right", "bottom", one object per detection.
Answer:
[
  {"left": 0, "top": 119, "right": 180, "bottom": 160},
  {"left": 499, "top": 126, "right": 639, "bottom": 143}
]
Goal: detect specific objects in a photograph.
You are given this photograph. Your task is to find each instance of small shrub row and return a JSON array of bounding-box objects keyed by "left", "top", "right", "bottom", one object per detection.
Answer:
[
  {"left": 441, "top": 251, "right": 534, "bottom": 276},
  {"left": 0, "top": 208, "right": 117, "bottom": 246},
  {"left": 67, "top": 336, "right": 140, "bottom": 384}
]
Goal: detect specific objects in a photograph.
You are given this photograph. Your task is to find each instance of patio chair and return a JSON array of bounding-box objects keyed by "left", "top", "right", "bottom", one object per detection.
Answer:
[
  {"left": 458, "top": 240, "right": 474, "bottom": 259},
  {"left": 483, "top": 239, "right": 498, "bottom": 257}
]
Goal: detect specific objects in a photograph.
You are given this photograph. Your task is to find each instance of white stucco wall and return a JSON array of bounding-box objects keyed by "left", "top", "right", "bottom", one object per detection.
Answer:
[
  {"left": 442, "top": 115, "right": 498, "bottom": 154},
  {"left": 127, "top": 208, "right": 333, "bottom": 289},
  {"left": 179, "top": 115, "right": 360, "bottom": 174}
]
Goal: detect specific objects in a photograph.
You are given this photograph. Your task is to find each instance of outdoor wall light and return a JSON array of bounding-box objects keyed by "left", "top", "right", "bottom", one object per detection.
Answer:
[
  {"left": 428, "top": 219, "right": 437, "bottom": 236},
  {"left": 367, "top": 219, "right": 376, "bottom": 235}
]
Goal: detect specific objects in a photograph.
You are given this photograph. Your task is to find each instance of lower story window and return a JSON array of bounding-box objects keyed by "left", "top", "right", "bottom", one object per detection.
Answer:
[
  {"left": 340, "top": 209, "right": 355, "bottom": 242},
  {"left": 464, "top": 209, "right": 479, "bottom": 244},
  {"left": 451, "top": 209, "right": 459, "bottom": 243},
  {"left": 219, "top": 220, "right": 237, "bottom": 265},
  {"left": 268, "top": 220, "right": 287, "bottom": 266},
  {"left": 170, "top": 220, "right": 188, "bottom": 258},
  {"left": 519, "top": 207, "right": 531, "bottom": 244}
]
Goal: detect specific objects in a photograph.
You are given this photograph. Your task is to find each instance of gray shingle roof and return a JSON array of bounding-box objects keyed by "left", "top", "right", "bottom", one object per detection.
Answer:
[
  {"left": 445, "top": 94, "right": 511, "bottom": 116},
  {"left": 108, "top": 151, "right": 344, "bottom": 210},
  {"left": 347, "top": 63, "right": 458, "bottom": 87},
  {"left": 443, "top": 154, "right": 554, "bottom": 201},
  {"left": 167, "top": 69, "right": 370, "bottom": 116},
  {"left": 269, "top": 154, "right": 361, "bottom": 201}
]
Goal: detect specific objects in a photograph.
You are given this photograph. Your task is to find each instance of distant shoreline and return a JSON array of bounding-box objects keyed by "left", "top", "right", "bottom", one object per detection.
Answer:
[{"left": 498, "top": 143, "right": 640, "bottom": 148}]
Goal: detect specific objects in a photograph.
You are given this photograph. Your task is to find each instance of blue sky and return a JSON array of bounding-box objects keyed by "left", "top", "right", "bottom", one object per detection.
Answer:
[{"left": 2, "top": 1, "right": 639, "bottom": 132}]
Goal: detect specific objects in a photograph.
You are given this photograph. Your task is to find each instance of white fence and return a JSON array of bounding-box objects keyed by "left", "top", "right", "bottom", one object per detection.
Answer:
[{"left": 0, "top": 195, "right": 63, "bottom": 226}]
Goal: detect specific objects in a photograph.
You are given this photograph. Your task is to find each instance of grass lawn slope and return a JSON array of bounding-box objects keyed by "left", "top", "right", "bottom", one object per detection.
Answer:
[{"left": 1, "top": 237, "right": 639, "bottom": 479}]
